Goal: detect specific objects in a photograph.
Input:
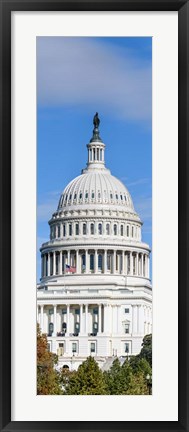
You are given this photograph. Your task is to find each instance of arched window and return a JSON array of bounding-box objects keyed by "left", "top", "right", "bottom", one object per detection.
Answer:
[
  {"left": 69, "top": 224, "right": 72, "bottom": 236},
  {"left": 74, "top": 193, "right": 77, "bottom": 200},
  {"left": 83, "top": 223, "right": 86, "bottom": 235},
  {"left": 132, "top": 226, "right": 134, "bottom": 237},
  {"left": 114, "top": 224, "right": 117, "bottom": 235},
  {"left": 127, "top": 225, "right": 129, "bottom": 237},
  {"left": 91, "top": 192, "right": 95, "bottom": 199},
  {"left": 79, "top": 192, "right": 82, "bottom": 199},
  {"left": 116, "top": 194, "right": 118, "bottom": 200},
  {"left": 100, "top": 149, "right": 102, "bottom": 161},
  {"left": 121, "top": 225, "right": 124, "bottom": 236},
  {"left": 106, "top": 223, "right": 110, "bottom": 235},
  {"left": 75, "top": 223, "right": 79, "bottom": 235},
  {"left": 98, "top": 254, "right": 102, "bottom": 270},
  {"left": 90, "top": 254, "right": 94, "bottom": 270},
  {"left": 85, "top": 192, "right": 88, "bottom": 199},
  {"left": 98, "top": 223, "right": 102, "bottom": 235},
  {"left": 90, "top": 223, "right": 94, "bottom": 235}
]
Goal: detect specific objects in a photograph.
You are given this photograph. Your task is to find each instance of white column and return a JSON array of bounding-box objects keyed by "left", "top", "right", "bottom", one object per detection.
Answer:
[
  {"left": 147, "top": 255, "right": 150, "bottom": 278},
  {"left": 138, "top": 305, "right": 144, "bottom": 334},
  {"left": 113, "top": 250, "right": 116, "bottom": 273},
  {"left": 98, "top": 304, "right": 102, "bottom": 333},
  {"left": 59, "top": 251, "right": 62, "bottom": 275},
  {"left": 130, "top": 252, "right": 133, "bottom": 275},
  {"left": 76, "top": 250, "right": 79, "bottom": 273},
  {"left": 85, "top": 304, "right": 88, "bottom": 334},
  {"left": 132, "top": 305, "right": 138, "bottom": 334},
  {"left": 48, "top": 253, "right": 50, "bottom": 276},
  {"left": 125, "top": 253, "right": 128, "bottom": 275},
  {"left": 136, "top": 253, "right": 139, "bottom": 276},
  {"left": 85, "top": 250, "right": 89, "bottom": 274},
  {"left": 53, "top": 305, "right": 57, "bottom": 336},
  {"left": 121, "top": 251, "right": 124, "bottom": 274},
  {"left": 141, "top": 254, "right": 144, "bottom": 276},
  {"left": 117, "top": 305, "right": 122, "bottom": 334},
  {"left": 66, "top": 304, "right": 70, "bottom": 334},
  {"left": 80, "top": 304, "right": 83, "bottom": 333},
  {"left": 40, "top": 305, "right": 44, "bottom": 333},
  {"left": 53, "top": 251, "right": 56, "bottom": 275},
  {"left": 104, "top": 250, "right": 107, "bottom": 273},
  {"left": 67, "top": 250, "right": 70, "bottom": 265},
  {"left": 104, "top": 305, "right": 110, "bottom": 333}
]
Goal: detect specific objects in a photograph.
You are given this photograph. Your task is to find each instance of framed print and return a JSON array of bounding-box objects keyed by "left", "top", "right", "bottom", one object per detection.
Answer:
[{"left": 0, "top": 1, "right": 189, "bottom": 431}]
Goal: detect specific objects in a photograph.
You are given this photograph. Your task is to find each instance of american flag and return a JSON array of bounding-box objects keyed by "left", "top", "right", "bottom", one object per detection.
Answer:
[{"left": 66, "top": 264, "right": 76, "bottom": 273}]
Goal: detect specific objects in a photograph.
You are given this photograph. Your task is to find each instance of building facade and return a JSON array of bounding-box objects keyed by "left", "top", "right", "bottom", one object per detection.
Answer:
[{"left": 37, "top": 114, "right": 152, "bottom": 370}]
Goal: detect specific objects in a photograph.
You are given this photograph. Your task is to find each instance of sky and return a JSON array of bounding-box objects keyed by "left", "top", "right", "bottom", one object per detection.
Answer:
[{"left": 37, "top": 36, "right": 152, "bottom": 282}]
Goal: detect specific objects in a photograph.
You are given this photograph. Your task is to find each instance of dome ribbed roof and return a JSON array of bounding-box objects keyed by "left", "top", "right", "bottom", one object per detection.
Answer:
[{"left": 57, "top": 168, "right": 135, "bottom": 212}]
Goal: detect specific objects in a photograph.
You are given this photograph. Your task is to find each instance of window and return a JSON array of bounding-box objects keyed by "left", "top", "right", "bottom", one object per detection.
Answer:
[
  {"left": 116, "top": 194, "right": 118, "bottom": 200},
  {"left": 110, "top": 193, "right": 113, "bottom": 199},
  {"left": 91, "top": 192, "right": 95, "bottom": 199},
  {"left": 93, "top": 307, "right": 98, "bottom": 315},
  {"left": 106, "top": 224, "right": 110, "bottom": 235},
  {"left": 75, "top": 223, "right": 79, "bottom": 235},
  {"left": 90, "top": 343, "right": 95, "bottom": 353},
  {"left": 127, "top": 225, "right": 129, "bottom": 237},
  {"left": 121, "top": 225, "right": 123, "bottom": 236},
  {"left": 82, "top": 254, "right": 86, "bottom": 270},
  {"left": 100, "top": 149, "right": 102, "bottom": 161},
  {"left": 125, "top": 343, "right": 129, "bottom": 353},
  {"left": 90, "top": 223, "right": 94, "bottom": 235},
  {"left": 125, "top": 195, "right": 127, "bottom": 201},
  {"left": 125, "top": 308, "right": 129, "bottom": 314},
  {"left": 83, "top": 223, "right": 86, "bottom": 235},
  {"left": 49, "top": 322, "right": 54, "bottom": 336},
  {"left": 90, "top": 254, "right": 94, "bottom": 270},
  {"left": 107, "top": 253, "right": 111, "bottom": 270},
  {"left": 98, "top": 192, "right": 101, "bottom": 199},
  {"left": 62, "top": 309, "right": 66, "bottom": 314},
  {"left": 132, "top": 226, "right": 134, "bottom": 237},
  {"left": 57, "top": 225, "right": 60, "bottom": 238},
  {"left": 74, "top": 193, "right": 77, "bottom": 200},
  {"left": 49, "top": 308, "right": 53, "bottom": 315},
  {"left": 125, "top": 323, "right": 130, "bottom": 334},
  {"left": 72, "top": 343, "right": 77, "bottom": 353},
  {"left": 85, "top": 192, "right": 88, "bottom": 199},
  {"left": 63, "top": 224, "right": 66, "bottom": 237},
  {"left": 120, "top": 194, "right": 123, "bottom": 200},
  {"left": 75, "top": 309, "right": 80, "bottom": 315},
  {"left": 114, "top": 224, "right": 117, "bottom": 235},
  {"left": 98, "top": 254, "right": 102, "bottom": 270},
  {"left": 98, "top": 223, "right": 102, "bottom": 235},
  {"left": 97, "top": 148, "right": 99, "bottom": 160},
  {"left": 69, "top": 224, "right": 72, "bottom": 236},
  {"left": 69, "top": 194, "right": 72, "bottom": 200},
  {"left": 79, "top": 192, "right": 82, "bottom": 199}
]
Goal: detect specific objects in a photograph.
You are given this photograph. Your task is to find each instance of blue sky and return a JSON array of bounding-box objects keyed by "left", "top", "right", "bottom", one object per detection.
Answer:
[{"left": 37, "top": 37, "right": 152, "bottom": 281}]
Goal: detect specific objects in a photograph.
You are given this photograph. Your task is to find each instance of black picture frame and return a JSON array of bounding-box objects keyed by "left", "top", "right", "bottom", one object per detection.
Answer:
[{"left": 0, "top": 1, "right": 188, "bottom": 431}]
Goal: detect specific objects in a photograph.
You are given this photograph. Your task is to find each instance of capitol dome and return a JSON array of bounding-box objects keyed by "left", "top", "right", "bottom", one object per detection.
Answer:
[{"left": 57, "top": 170, "right": 135, "bottom": 212}]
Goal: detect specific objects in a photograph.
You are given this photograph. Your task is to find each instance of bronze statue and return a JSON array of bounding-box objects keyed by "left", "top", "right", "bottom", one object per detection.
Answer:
[{"left": 93, "top": 112, "right": 100, "bottom": 128}]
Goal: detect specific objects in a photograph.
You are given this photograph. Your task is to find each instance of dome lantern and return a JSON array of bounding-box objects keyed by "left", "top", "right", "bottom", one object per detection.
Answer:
[{"left": 86, "top": 113, "right": 106, "bottom": 170}]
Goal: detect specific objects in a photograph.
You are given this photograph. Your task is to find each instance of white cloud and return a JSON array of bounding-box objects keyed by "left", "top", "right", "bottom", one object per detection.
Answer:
[
  {"left": 37, "top": 37, "right": 151, "bottom": 123},
  {"left": 134, "top": 196, "right": 152, "bottom": 220}
]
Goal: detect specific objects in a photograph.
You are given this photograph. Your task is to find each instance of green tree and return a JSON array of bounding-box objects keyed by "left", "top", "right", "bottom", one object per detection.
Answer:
[
  {"left": 37, "top": 324, "right": 62, "bottom": 395},
  {"left": 65, "top": 356, "right": 108, "bottom": 395},
  {"left": 138, "top": 334, "right": 152, "bottom": 367}
]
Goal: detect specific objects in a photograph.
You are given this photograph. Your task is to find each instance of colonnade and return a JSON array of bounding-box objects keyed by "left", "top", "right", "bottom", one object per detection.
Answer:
[
  {"left": 41, "top": 249, "right": 150, "bottom": 279},
  {"left": 37, "top": 303, "right": 152, "bottom": 337}
]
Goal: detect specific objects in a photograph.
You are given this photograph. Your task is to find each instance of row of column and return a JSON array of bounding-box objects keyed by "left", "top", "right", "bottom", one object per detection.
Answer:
[
  {"left": 41, "top": 250, "right": 150, "bottom": 278},
  {"left": 50, "top": 221, "right": 141, "bottom": 241},
  {"left": 38, "top": 303, "right": 152, "bottom": 337}
]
